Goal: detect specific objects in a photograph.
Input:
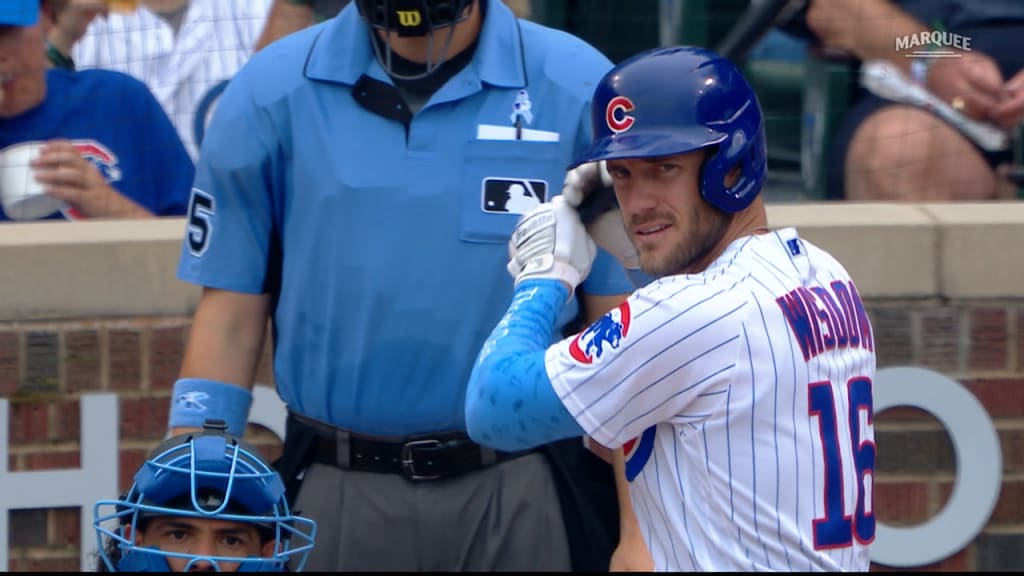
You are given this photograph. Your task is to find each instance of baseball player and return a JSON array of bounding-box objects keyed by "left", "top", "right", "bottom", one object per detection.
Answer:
[
  {"left": 0, "top": 0, "right": 192, "bottom": 221},
  {"left": 466, "top": 46, "right": 877, "bottom": 571},
  {"left": 93, "top": 419, "right": 317, "bottom": 572},
  {"left": 168, "top": 0, "right": 635, "bottom": 571}
]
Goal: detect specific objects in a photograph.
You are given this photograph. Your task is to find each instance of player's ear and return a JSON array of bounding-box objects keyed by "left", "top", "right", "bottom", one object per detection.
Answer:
[
  {"left": 261, "top": 539, "right": 278, "bottom": 559},
  {"left": 723, "top": 164, "right": 742, "bottom": 190},
  {"left": 128, "top": 524, "right": 144, "bottom": 546}
]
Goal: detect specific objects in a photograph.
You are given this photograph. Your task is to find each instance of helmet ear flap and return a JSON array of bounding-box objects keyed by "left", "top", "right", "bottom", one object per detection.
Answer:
[{"left": 700, "top": 122, "right": 767, "bottom": 213}]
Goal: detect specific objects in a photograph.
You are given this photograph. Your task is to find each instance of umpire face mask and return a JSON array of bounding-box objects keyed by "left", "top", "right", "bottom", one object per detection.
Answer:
[{"left": 356, "top": 0, "right": 475, "bottom": 80}]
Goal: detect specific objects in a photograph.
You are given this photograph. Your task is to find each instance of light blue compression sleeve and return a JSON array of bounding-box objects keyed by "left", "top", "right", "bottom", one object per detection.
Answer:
[{"left": 466, "top": 279, "right": 585, "bottom": 452}]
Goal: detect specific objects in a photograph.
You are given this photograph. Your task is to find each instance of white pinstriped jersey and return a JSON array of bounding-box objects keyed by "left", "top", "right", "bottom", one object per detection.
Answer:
[
  {"left": 547, "top": 227, "right": 876, "bottom": 571},
  {"left": 72, "top": 0, "right": 273, "bottom": 161}
]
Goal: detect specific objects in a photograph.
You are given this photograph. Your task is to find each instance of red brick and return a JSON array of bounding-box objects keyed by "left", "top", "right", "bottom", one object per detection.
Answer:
[
  {"left": 874, "top": 405, "right": 935, "bottom": 424},
  {"left": 24, "top": 331, "right": 59, "bottom": 391},
  {"left": 65, "top": 330, "right": 101, "bottom": 392},
  {"left": 149, "top": 325, "right": 186, "bottom": 391},
  {"left": 52, "top": 507, "right": 81, "bottom": 547},
  {"left": 119, "top": 448, "right": 149, "bottom": 493},
  {"left": 245, "top": 422, "right": 284, "bottom": 463},
  {"left": 0, "top": 331, "right": 19, "bottom": 395},
  {"left": 9, "top": 508, "right": 46, "bottom": 547},
  {"left": 24, "top": 451, "right": 80, "bottom": 470},
  {"left": 867, "top": 306, "right": 913, "bottom": 367},
  {"left": 1002, "top": 428, "right": 1024, "bottom": 474},
  {"left": 1016, "top": 308, "right": 1024, "bottom": 372},
  {"left": 934, "top": 480, "right": 953, "bottom": 514},
  {"left": 874, "top": 481, "right": 931, "bottom": 525},
  {"left": 9, "top": 401, "right": 49, "bottom": 445},
  {"left": 968, "top": 308, "right": 1009, "bottom": 371},
  {"left": 871, "top": 547, "right": 971, "bottom": 571},
  {"left": 962, "top": 378, "right": 1024, "bottom": 419},
  {"left": 986, "top": 478, "right": 1024, "bottom": 525},
  {"left": 119, "top": 396, "right": 169, "bottom": 441},
  {"left": 52, "top": 399, "right": 80, "bottom": 443},
  {"left": 10, "top": 557, "right": 82, "bottom": 572},
  {"left": 917, "top": 308, "right": 962, "bottom": 373},
  {"left": 108, "top": 329, "right": 142, "bottom": 391}
]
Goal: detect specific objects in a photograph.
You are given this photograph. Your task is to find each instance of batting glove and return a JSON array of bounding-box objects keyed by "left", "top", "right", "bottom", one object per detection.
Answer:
[
  {"left": 561, "top": 161, "right": 641, "bottom": 271},
  {"left": 507, "top": 196, "right": 596, "bottom": 298}
]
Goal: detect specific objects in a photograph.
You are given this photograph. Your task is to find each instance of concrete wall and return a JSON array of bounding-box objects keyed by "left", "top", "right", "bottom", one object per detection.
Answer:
[{"left": 3, "top": 202, "right": 1024, "bottom": 570}]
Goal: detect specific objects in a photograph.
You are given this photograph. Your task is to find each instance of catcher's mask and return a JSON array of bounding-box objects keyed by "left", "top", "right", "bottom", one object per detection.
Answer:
[{"left": 93, "top": 420, "right": 317, "bottom": 572}]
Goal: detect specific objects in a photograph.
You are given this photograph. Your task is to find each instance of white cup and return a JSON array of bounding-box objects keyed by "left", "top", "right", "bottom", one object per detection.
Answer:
[{"left": 0, "top": 141, "right": 63, "bottom": 221}]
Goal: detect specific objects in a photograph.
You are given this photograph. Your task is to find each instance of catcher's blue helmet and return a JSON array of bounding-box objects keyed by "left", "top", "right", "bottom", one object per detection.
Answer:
[
  {"left": 573, "top": 46, "right": 768, "bottom": 214},
  {"left": 93, "top": 420, "right": 317, "bottom": 572}
]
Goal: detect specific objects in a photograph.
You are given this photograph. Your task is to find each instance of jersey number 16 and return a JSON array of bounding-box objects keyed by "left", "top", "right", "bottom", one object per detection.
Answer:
[{"left": 810, "top": 376, "right": 875, "bottom": 549}]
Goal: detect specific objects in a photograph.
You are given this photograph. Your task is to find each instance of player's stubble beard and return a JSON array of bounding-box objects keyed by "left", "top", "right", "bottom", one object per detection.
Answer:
[{"left": 634, "top": 201, "right": 732, "bottom": 278}]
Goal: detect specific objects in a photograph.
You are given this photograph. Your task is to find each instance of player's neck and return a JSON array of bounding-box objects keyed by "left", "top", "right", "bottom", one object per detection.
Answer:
[{"left": 690, "top": 199, "right": 769, "bottom": 274}]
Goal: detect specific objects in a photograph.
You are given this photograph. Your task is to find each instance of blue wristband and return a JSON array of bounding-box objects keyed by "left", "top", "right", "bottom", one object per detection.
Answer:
[{"left": 169, "top": 378, "right": 253, "bottom": 436}]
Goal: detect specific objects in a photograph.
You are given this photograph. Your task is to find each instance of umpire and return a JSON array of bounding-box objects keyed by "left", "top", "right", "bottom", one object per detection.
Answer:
[{"left": 167, "top": 0, "right": 635, "bottom": 571}]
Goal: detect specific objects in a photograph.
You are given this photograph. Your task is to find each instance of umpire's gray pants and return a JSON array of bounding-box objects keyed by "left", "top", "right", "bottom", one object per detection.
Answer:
[{"left": 293, "top": 451, "right": 571, "bottom": 571}]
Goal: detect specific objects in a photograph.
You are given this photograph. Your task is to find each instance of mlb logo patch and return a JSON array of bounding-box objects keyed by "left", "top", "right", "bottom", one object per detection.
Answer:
[{"left": 481, "top": 178, "right": 547, "bottom": 214}]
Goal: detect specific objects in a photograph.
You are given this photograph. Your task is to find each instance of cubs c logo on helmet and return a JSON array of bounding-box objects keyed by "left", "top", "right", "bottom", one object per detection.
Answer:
[
  {"left": 569, "top": 302, "right": 631, "bottom": 364},
  {"left": 605, "top": 96, "right": 636, "bottom": 134}
]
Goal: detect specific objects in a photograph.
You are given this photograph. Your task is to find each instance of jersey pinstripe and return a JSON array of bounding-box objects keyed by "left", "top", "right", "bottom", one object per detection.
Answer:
[
  {"left": 72, "top": 0, "right": 273, "bottom": 161},
  {"left": 546, "top": 227, "right": 876, "bottom": 571}
]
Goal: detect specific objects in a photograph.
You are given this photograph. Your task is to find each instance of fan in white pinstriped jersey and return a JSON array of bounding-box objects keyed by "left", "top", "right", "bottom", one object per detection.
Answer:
[{"left": 71, "top": 0, "right": 274, "bottom": 161}]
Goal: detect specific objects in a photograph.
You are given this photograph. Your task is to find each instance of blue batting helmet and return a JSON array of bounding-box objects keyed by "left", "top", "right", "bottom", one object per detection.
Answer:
[
  {"left": 93, "top": 420, "right": 317, "bottom": 572},
  {"left": 573, "top": 46, "right": 768, "bottom": 214}
]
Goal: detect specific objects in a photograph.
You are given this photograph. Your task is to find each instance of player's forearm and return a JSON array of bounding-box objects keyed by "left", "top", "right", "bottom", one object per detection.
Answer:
[
  {"left": 179, "top": 288, "right": 271, "bottom": 388},
  {"left": 613, "top": 448, "right": 641, "bottom": 537},
  {"left": 466, "top": 280, "right": 584, "bottom": 452},
  {"left": 254, "top": 0, "right": 316, "bottom": 52}
]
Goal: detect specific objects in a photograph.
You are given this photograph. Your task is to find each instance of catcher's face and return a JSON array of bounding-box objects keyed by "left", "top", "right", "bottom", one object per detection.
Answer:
[
  {"left": 607, "top": 150, "right": 731, "bottom": 277},
  {"left": 133, "top": 515, "right": 274, "bottom": 572}
]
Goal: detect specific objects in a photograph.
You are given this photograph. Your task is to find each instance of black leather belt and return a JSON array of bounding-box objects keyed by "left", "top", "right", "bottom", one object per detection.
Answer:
[{"left": 290, "top": 412, "right": 530, "bottom": 482}]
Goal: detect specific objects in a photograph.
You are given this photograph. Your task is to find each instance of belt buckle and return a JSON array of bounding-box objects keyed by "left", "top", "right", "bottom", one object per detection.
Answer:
[{"left": 400, "top": 439, "right": 442, "bottom": 481}]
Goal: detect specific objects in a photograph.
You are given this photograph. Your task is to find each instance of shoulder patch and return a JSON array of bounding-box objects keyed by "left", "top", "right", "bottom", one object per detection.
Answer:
[{"left": 569, "top": 301, "right": 631, "bottom": 364}]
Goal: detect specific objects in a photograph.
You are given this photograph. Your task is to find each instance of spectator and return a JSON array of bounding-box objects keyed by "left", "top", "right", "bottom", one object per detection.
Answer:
[
  {"left": 43, "top": 0, "right": 105, "bottom": 70},
  {"left": 93, "top": 419, "right": 318, "bottom": 572},
  {"left": 0, "top": 0, "right": 192, "bottom": 221},
  {"left": 254, "top": 0, "right": 348, "bottom": 51},
  {"left": 794, "top": 0, "right": 1024, "bottom": 201},
  {"left": 54, "top": 0, "right": 274, "bottom": 161},
  {"left": 167, "top": 0, "right": 641, "bottom": 571}
]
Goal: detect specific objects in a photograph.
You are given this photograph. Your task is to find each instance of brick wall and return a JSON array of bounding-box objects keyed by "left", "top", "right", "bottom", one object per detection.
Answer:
[
  {"left": 3, "top": 299, "right": 1024, "bottom": 571},
  {"left": 3, "top": 317, "right": 280, "bottom": 572}
]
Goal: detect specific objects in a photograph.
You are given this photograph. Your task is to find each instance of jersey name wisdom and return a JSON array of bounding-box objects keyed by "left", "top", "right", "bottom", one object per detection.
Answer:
[{"left": 775, "top": 280, "right": 875, "bottom": 362}]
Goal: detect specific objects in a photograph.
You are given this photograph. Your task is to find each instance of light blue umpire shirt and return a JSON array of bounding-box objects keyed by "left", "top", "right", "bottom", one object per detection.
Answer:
[{"left": 177, "top": 0, "right": 634, "bottom": 436}]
